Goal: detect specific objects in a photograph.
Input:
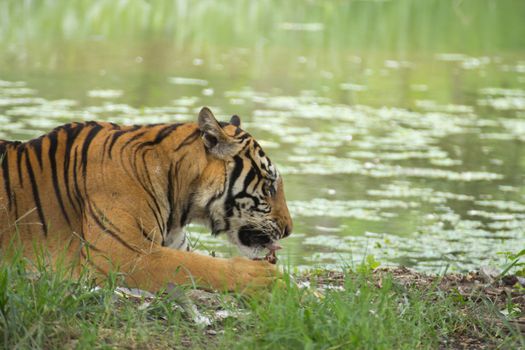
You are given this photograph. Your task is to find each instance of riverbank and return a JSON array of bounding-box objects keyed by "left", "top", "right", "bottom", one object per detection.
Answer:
[{"left": 1, "top": 257, "right": 523, "bottom": 349}]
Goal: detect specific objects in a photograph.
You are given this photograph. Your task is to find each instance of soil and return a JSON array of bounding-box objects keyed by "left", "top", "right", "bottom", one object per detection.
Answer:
[{"left": 296, "top": 267, "right": 525, "bottom": 349}]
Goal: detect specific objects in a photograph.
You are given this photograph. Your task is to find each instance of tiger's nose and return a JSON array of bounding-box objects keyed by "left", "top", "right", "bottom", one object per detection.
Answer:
[{"left": 282, "top": 224, "right": 292, "bottom": 238}]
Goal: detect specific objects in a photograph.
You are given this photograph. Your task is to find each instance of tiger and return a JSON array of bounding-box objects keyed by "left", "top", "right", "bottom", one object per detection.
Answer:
[{"left": 0, "top": 107, "right": 293, "bottom": 292}]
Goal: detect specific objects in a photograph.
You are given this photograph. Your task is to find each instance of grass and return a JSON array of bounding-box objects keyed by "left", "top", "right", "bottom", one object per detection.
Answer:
[
  {"left": 0, "top": 252, "right": 523, "bottom": 349},
  {"left": 0, "top": 251, "right": 197, "bottom": 349}
]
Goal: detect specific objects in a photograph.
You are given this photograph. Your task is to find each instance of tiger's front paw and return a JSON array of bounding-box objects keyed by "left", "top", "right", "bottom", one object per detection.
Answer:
[{"left": 225, "top": 256, "right": 280, "bottom": 292}]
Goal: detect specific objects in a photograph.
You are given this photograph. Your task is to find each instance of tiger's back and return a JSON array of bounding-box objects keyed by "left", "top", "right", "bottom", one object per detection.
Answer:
[{"left": 0, "top": 121, "right": 201, "bottom": 254}]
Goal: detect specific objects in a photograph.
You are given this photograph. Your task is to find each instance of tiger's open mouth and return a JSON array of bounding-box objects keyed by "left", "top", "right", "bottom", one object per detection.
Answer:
[
  {"left": 238, "top": 226, "right": 271, "bottom": 246},
  {"left": 253, "top": 242, "right": 281, "bottom": 264},
  {"left": 237, "top": 226, "right": 282, "bottom": 261}
]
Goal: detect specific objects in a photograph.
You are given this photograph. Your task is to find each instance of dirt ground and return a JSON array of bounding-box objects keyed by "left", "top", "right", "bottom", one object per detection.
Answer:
[{"left": 296, "top": 267, "right": 525, "bottom": 349}]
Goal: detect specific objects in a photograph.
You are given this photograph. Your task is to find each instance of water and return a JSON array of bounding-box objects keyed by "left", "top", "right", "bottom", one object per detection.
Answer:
[{"left": 0, "top": 0, "right": 524, "bottom": 272}]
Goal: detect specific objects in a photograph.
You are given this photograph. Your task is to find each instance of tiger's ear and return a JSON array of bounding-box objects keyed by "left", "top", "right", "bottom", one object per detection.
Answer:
[
  {"left": 230, "top": 115, "right": 241, "bottom": 127},
  {"left": 198, "top": 107, "right": 241, "bottom": 159}
]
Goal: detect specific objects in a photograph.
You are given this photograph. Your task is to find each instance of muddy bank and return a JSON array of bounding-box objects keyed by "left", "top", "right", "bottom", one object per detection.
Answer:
[
  {"left": 114, "top": 266, "right": 524, "bottom": 349},
  {"left": 296, "top": 267, "right": 525, "bottom": 349}
]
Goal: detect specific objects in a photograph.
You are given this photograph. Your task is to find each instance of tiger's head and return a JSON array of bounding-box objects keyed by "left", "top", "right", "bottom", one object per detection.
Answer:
[{"left": 195, "top": 107, "right": 292, "bottom": 259}]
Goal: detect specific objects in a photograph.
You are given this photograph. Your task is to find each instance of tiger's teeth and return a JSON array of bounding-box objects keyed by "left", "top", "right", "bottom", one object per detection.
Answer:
[{"left": 267, "top": 242, "right": 282, "bottom": 251}]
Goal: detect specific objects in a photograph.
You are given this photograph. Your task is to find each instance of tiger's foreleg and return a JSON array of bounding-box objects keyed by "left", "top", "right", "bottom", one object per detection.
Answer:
[{"left": 81, "top": 215, "right": 278, "bottom": 292}]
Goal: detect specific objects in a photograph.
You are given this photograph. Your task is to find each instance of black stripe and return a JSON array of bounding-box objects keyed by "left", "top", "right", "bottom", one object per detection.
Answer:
[
  {"left": 243, "top": 168, "right": 256, "bottom": 191},
  {"left": 174, "top": 154, "right": 191, "bottom": 228},
  {"left": 205, "top": 190, "right": 226, "bottom": 235},
  {"left": 63, "top": 124, "right": 84, "bottom": 214},
  {"left": 235, "top": 137, "right": 252, "bottom": 156},
  {"left": 173, "top": 129, "right": 200, "bottom": 152},
  {"left": 123, "top": 130, "right": 147, "bottom": 148},
  {"left": 13, "top": 195, "right": 19, "bottom": 220},
  {"left": 132, "top": 128, "right": 199, "bottom": 242},
  {"left": 136, "top": 219, "right": 154, "bottom": 242},
  {"left": 135, "top": 124, "right": 181, "bottom": 151},
  {"left": 180, "top": 197, "right": 192, "bottom": 228},
  {"left": 237, "top": 133, "right": 250, "bottom": 141},
  {"left": 48, "top": 131, "right": 72, "bottom": 226},
  {"left": 203, "top": 164, "right": 229, "bottom": 234},
  {"left": 245, "top": 149, "right": 263, "bottom": 179},
  {"left": 80, "top": 123, "right": 103, "bottom": 179},
  {"left": 132, "top": 130, "right": 200, "bottom": 237},
  {"left": 229, "top": 156, "right": 244, "bottom": 193},
  {"left": 107, "top": 130, "right": 126, "bottom": 159},
  {"left": 72, "top": 146, "right": 84, "bottom": 211},
  {"left": 101, "top": 133, "right": 112, "bottom": 163},
  {"left": 120, "top": 130, "right": 148, "bottom": 161},
  {"left": 89, "top": 205, "right": 140, "bottom": 253},
  {"left": 252, "top": 140, "right": 263, "bottom": 150},
  {"left": 29, "top": 137, "right": 44, "bottom": 170},
  {"left": 0, "top": 144, "right": 12, "bottom": 211},
  {"left": 107, "top": 125, "right": 141, "bottom": 159},
  {"left": 246, "top": 151, "right": 265, "bottom": 191},
  {"left": 16, "top": 144, "right": 25, "bottom": 188},
  {"left": 165, "top": 163, "right": 175, "bottom": 239},
  {"left": 25, "top": 149, "right": 47, "bottom": 235},
  {"left": 146, "top": 200, "right": 165, "bottom": 236},
  {"left": 100, "top": 123, "right": 120, "bottom": 161},
  {"left": 153, "top": 124, "right": 182, "bottom": 144},
  {"left": 223, "top": 156, "right": 244, "bottom": 219},
  {"left": 131, "top": 149, "right": 165, "bottom": 234}
]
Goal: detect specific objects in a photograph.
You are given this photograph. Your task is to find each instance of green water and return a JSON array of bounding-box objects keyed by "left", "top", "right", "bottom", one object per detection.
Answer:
[{"left": 1, "top": 0, "right": 524, "bottom": 272}]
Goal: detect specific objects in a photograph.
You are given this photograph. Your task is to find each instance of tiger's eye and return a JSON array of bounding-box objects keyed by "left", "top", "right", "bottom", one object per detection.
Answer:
[{"left": 265, "top": 180, "right": 276, "bottom": 197}]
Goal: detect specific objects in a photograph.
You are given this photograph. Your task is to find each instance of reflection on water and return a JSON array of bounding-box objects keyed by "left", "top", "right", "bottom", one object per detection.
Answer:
[{"left": 0, "top": 0, "right": 524, "bottom": 272}]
